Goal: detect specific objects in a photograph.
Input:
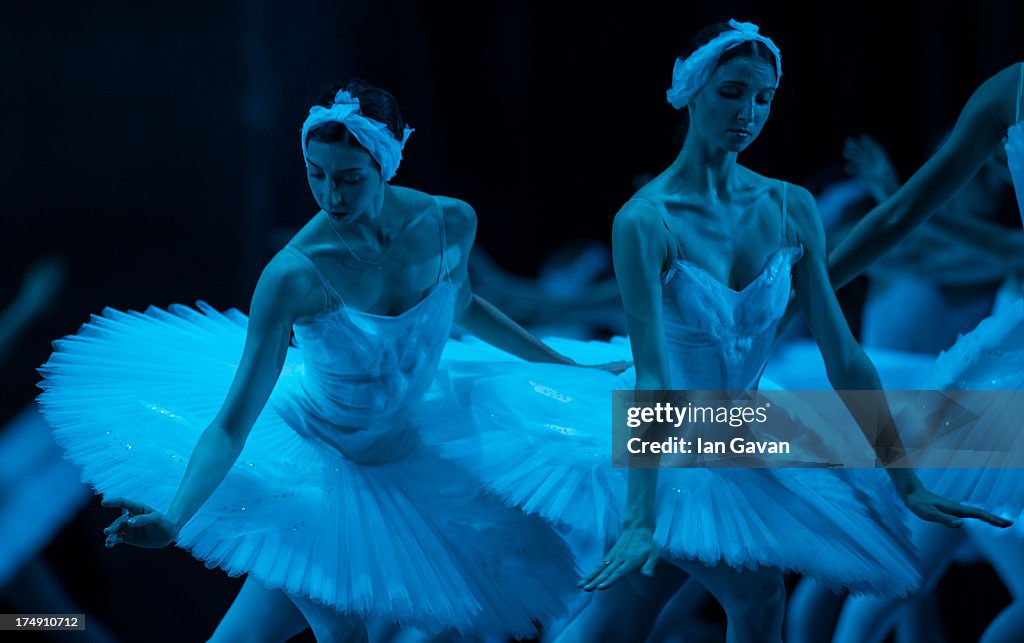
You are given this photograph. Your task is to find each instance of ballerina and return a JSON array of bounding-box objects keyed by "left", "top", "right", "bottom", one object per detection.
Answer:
[
  {"left": 37, "top": 79, "right": 607, "bottom": 642},
  {"left": 565, "top": 20, "right": 1011, "bottom": 643},
  {"left": 785, "top": 128, "right": 1024, "bottom": 643},
  {"left": 803, "top": 61, "right": 1024, "bottom": 643},
  {"left": 429, "top": 21, "right": 1010, "bottom": 643}
]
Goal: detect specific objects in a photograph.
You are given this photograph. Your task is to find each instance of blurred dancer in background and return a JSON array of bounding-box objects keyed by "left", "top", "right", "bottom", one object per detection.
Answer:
[
  {"left": 815, "top": 60, "right": 1024, "bottom": 643},
  {"left": 0, "top": 257, "right": 116, "bottom": 642}
]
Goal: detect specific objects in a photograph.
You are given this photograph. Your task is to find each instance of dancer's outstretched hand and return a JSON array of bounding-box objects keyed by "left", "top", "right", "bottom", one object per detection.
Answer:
[
  {"left": 578, "top": 526, "right": 659, "bottom": 591},
  {"left": 889, "top": 472, "right": 1013, "bottom": 529},
  {"left": 102, "top": 497, "right": 178, "bottom": 549}
]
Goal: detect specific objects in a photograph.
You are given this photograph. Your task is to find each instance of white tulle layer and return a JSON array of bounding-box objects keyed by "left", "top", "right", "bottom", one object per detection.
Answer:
[
  {"left": 37, "top": 303, "right": 577, "bottom": 637},
  {"left": 432, "top": 338, "right": 922, "bottom": 596},
  {"left": 916, "top": 301, "right": 1024, "bottom": 517}
]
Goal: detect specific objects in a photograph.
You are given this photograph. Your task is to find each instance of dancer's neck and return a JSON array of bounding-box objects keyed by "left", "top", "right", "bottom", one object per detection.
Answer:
[{"left": 666, "top": 135, "right": 741, "bottom": 200}]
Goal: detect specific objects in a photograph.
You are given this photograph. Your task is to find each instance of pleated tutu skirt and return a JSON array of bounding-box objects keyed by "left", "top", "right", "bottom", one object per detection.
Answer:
[
  {"left": 916, "top": 300, "right": 1024, "bottom": 518},
  {"left": 38, "top": 303, "right": 577, "bottom": 637},
  {"left": 434, "top": 337, "right": 923, "bottom": 597}
]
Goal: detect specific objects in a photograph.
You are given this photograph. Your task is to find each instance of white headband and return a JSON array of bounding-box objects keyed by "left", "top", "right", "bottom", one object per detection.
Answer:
[
  {"left": 301, "top": 89, "right": 414, "bottom": 182},
  {"left": 666, "top": 19, "right": 782, "bottom": 110}
]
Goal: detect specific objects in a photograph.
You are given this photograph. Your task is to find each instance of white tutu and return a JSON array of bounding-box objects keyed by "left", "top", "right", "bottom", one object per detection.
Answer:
[
  {"left": 432, "top": 341, "right": 922, "bottom": 596},
  {"left": 431, "top": 236, "right": 923, "bottom": 596},
  {"left": 38, "top": 301, "right": 577, "bottom": 637},
  {"left": 913, "top": 300, "right": 1024, "bottom": 516}
]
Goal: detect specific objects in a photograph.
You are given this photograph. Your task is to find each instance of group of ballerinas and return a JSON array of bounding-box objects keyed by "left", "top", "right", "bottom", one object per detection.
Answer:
[{"left": 35, "top": 17, "right": 1024, "bottom": 643}]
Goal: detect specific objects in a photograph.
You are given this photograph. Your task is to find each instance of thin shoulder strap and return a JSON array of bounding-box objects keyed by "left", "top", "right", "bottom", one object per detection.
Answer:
[
  {"left": 432, "top": 196, "right": 451, "bottom": 282},
  {"left": 629, "top": 196, "right": 686, "bottom": 261},
  {"left": 1016, "top": 62, "right": 1023, "bottom": 123},
  {"left": 284, "top": 244, "right": 345, "bottom": 304},
  {"left": 661, "top": 218, "right": 686, "bottom": 261},
  {"left": 780, "top": 181, "right": 789, "bottom": 248}
]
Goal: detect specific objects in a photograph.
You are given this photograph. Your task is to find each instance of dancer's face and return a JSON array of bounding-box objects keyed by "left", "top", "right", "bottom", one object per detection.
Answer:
[
  {"left": 306, "top": 139, "right": 384, "bottom": 217},
  {"left": 689, "top": 57, "right": 776, "bottom": 153}
]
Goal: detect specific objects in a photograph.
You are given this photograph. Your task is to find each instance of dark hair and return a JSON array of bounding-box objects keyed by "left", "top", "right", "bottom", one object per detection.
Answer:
[
  {"left": 305, "top": 79, "right": 407, "bottom": 149},
  {"left": 674, "top": 22, "right": 779, "bottom": 144}
]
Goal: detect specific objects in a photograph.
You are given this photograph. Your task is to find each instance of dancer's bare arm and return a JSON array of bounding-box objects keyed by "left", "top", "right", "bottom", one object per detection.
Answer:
[
  {"left": 830, "top": 63, "right": 1021, "bottom": 289},
  {"left": 450, "top": 197, "right": 626, "bottom": 371},
  {"left": 790, "top": 184, "right": 1011, "bottom": 529},
  {"left": 581, "top": 201, "right": 672, "bottom": 590},
  {"left": 105, "top": 255, "right": 318, "bottom": 547}
]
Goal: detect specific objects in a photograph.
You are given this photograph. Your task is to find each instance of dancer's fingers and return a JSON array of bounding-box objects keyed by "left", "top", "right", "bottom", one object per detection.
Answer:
[
  {"left": 105, "top": 531, "right": 122, "bottom": 548},
  {"left": 595, "top": 561, "right": 632, "bottom": 589},
  {"left": 939, "top": 501, "right": 1013, "bottom": 528},
  {"left": 914, "top": 502, "right": 962, "bottom": 528},
  {"left": 583, "top": 560, "right": 626, "bottom": 591},
  {"left": 125, "top": 513, "right": 160, "bottom": 530},
  {"left": 103, "top": 512, "right": 132, "bottom": 535},
  {"left": 578, "top": 558, "right": 614, "bottom": 587},
  {"left": 640, "top": 551, "right": 659, "bottom": 577},
  {"left": 581, "top": 558, "right": 618, "bottom": 590}
]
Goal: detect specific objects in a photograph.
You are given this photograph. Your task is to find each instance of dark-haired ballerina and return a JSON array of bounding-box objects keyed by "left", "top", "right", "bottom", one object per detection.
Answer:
[
  {"left": 37, "top": 80, "right": 604, "bottom": 642},
  {"left": 429, "top": 21, "right": 1010, "bottom": 643},
  {"left": 575, "top": 20, "right": 1014, "bottom": 643}
]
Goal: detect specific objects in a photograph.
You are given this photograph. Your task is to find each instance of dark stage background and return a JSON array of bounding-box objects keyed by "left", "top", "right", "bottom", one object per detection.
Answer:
[{"left": 1, "top": 1, "right": 1021, "bottom": 640}]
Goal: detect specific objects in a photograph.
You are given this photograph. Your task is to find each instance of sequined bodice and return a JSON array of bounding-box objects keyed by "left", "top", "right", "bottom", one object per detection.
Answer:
[
  {"left": 270, "top": 198, "right": 456, "bottom": 462},
  {"left": 271, "top": 281, "right": 457, "bottom": 461},
  {"left": 297, "top": 283, "right": 455, "bottom": 418},
  {"left": 661, "top": 245, "right": 803, "bottom": 390}
]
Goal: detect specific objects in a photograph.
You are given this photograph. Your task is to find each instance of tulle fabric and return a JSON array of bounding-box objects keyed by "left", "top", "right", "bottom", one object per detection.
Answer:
[
  {"left": 763, "top": 340, "right": 936, "bottom": 390},
  {"left": 431, "top": 246, "right": 923, "bottom": 596},
  {"left": 432, "top": 358, "right": 921, "bottom": 595},
  {"left": 37, "top": 298, "right": 576, "bottom": 637},
  {"left": 909, "top": 300, "right": 1024, "bottom": 517},
  {"left": 876, "top": 113, "right": 1024, "bottom": 518}
]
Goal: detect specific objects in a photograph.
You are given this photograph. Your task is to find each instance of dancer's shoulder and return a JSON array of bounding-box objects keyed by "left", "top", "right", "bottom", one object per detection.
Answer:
[
  {"left": 257, "top": 248, "right": 326, "bottom": 313},
  {"left": 782, "top": 184, "right": 826, "bottom": 255},
  {"left": 435, "top": 195, "right": 477, "bottom": 245},
  {"left": 612, "top": 199, "right": 674, "bottom": 269},
  {"left": 390, "top": 186, "right": 477, "bottom": 245},
  {"left": 961, "top": 62, "right": 1021, "bottom": 130},
  {"left": 613, "top": 198, "right": 665, "bottom": 241},
  {"left": 616, "top": 184, "right": 666, "bottom": 224},
  {"left": 778, "top": 181, "right": 815, "bottom": 215}
]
